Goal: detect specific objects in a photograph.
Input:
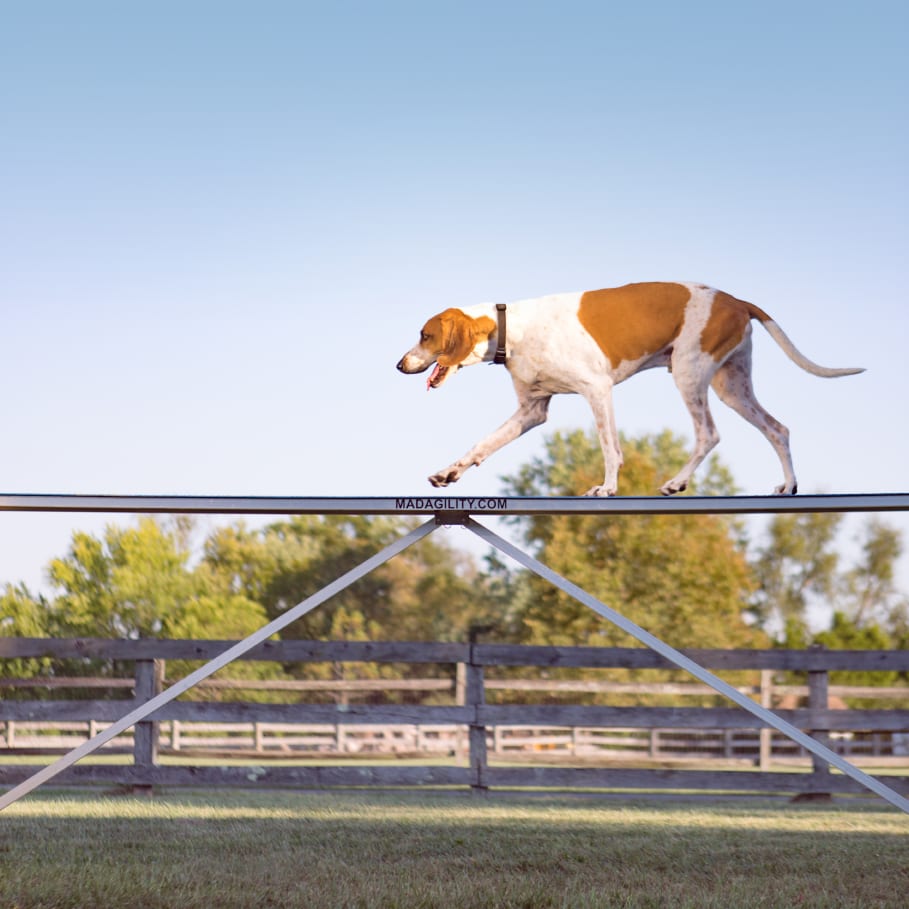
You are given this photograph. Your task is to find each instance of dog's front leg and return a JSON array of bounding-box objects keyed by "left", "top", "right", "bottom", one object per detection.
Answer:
[
  {"left": 429, "top": 393, "right": 551, "bottom": 488},
  {"left": 581, "top": 381, "right": 622, "bottom": 496}
]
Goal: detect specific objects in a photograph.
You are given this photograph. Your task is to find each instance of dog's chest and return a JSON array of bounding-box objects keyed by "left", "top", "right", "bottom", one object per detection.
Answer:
[{"left": 506, "top": 299, "right": 614, "bottom": 391}]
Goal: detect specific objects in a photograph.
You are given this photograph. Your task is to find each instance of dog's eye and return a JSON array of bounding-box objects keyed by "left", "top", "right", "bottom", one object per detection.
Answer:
[{"left": 421, "top": 331, "right": 431, "bottom": 342}]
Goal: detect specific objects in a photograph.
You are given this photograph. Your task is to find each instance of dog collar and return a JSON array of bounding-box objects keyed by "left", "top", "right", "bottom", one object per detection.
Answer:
[{"left": 494, "top": 303, "right": 507, "bottom": 365}]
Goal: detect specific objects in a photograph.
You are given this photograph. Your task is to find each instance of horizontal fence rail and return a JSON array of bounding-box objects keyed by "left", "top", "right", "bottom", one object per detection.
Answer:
[
  {"left": 2, "top": 638, "right": 907, "bottom": 801},
  {"left": 4, "top": 638, "right": 909, "bottom": 671}
]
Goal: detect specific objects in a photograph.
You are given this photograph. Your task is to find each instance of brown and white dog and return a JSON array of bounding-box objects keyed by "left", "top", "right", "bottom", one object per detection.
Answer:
[{"left": 396, "top": 282, "right": 864, "bottom": 496}]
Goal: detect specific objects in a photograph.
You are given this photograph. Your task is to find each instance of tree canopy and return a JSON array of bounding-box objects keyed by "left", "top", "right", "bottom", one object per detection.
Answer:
[
  {"left": 501, "top": 429, "right": 764, "bottom": 650},
  {"left": 46, "top": 517, "right": 268, "bottom": 641},
  {"left": 749, "top": 512, "right": 908, "bottom": 649},
  {"left": 200, "top": 515, "right": 500, "bottom": 642}
]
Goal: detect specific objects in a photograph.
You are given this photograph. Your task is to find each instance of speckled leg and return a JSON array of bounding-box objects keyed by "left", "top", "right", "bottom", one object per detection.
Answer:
[
  {"left": 710, "top": 346, "right": 796, "bottom": 494},
  {"left": 660, "top": 369, "right": 719, "bottom": 495}
]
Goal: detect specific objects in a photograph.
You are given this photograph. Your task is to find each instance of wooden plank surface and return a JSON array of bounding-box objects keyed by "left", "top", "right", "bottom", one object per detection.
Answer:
[
  {"left": 473, "top": 644, "right": 909, "bottom": 672},
  {"left": 481, "top": 766, "right": 909, "bottom": 796},
  {"left": 3, "top": 638, "right": 909, "bottom": 671},
  {"left": 0, "top": 763, "right": 473, "bottom": 788},
  {"left": 0, "top": 637, "right": 469, "bottom": 664},
  {"left": 4, "top": 699, "right": 906, "bottom": 732},
  {"left": 1, "top": 762, "right": 905, "bottom": 796}
]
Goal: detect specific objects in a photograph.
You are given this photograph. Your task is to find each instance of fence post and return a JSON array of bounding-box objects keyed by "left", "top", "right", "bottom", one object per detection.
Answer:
[
  {"left": 133, "top": 658, "right": 164, "bottom": 792},
  {"left": 453, "top": 662, "right": 467, "bottom": 758},
  {"left": 466, "top": 625, "right": 491, "bottom": 793},
  {"left": 806, "top": 647, "right": 832, "bottom": 798},
  {"left": 759, "top": 669, "right": 773, "bottom": 770}
]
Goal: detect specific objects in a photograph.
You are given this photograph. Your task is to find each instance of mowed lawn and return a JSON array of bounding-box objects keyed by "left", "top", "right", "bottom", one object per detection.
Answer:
[{"left": 0, "top": 789, "right": 906, "bottom": 908}]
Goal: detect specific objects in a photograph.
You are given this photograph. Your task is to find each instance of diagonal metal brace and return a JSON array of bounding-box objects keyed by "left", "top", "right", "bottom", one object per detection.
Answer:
[
  {"left": 0, "top": 518, "right": 440, "bottom": 811},
  {"left": 464, "top": 517, "right": 909, "bottom": 815}
]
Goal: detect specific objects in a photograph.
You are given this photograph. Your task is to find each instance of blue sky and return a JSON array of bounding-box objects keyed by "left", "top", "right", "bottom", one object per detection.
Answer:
[{"left": 1, "top": 1, "right": 907, "bottom": 603}]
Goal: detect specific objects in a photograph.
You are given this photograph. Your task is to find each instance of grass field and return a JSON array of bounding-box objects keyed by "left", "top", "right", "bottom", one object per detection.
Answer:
[{"left": 0, "top": 789, "right": 906, "bottom": 908}]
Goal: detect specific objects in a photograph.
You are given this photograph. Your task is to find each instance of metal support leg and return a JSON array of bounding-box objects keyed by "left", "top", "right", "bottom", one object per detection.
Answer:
[
  {"left": 465, "top": 517, "right": 909, "bottom": 815},
  {"left": 0, "top": 518, "right": 440, "bottom": 811}
]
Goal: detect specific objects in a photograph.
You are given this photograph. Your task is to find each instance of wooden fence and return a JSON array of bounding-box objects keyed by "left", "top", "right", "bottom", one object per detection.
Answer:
[{"left": 1, "top": 637, "right": 908, "bottom": 798}]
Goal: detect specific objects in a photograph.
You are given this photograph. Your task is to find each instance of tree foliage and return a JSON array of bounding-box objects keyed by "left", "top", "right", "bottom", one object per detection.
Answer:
[
  {"left": 749, "top": 512, "right": 843, "bottom": 642},
  {"left": 750, "top": 513, "right": 909, "bottom": 647},
  {"left": 0, "top": 584, "right": 52, "bottom": 680},
  {"left": 200, "top": 515, "right": 499, "bottom": 643},
  {"left": 46, "top": 517, "right": 267, "bottom": 641},
  {"left": 813, "top": 611, "right": 900, "bottom": 689},
  {"left": 501, "top": 429, "right": 763, "bottom": 650},
  {"left": 842, "top": 518, "right": 909, "bottom": 633}
]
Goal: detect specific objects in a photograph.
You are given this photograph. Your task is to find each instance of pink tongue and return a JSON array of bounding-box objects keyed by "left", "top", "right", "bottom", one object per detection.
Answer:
[{"left": 427, "top": 363, "right": 442, "bottom": 390}]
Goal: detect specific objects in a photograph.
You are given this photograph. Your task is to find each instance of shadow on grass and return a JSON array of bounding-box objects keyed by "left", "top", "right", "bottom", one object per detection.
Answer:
[{"left": 0, "top": 792, "right": 906, "bottom": 908}]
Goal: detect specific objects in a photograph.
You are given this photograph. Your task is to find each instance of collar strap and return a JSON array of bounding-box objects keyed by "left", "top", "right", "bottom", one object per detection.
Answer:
[{"left": 494, "top": 303, "right": 507, "bottom": 365}]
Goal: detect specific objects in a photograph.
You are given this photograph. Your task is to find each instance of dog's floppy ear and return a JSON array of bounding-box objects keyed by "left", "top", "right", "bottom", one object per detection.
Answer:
[{"left": 437, "top": 311, "right": 496, "bottom": 367}]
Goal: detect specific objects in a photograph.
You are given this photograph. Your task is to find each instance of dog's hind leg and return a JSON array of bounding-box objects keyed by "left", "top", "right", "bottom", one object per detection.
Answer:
[
  {"left": 710, "top": 347, "right": 796, "bottom": 494},
  {"left": 660, "top": 365, "right": 720, "bottom": 496}
]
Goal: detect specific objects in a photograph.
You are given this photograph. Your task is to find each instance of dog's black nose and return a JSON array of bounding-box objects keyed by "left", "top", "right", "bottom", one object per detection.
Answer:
[{"left": 396, "top": 358, "right": 406, "bottom": 372}]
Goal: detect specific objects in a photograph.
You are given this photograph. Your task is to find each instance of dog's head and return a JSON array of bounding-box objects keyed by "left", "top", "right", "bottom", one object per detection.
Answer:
[{"left": 396, "top": 308, "right": 496, "bottom": 390}]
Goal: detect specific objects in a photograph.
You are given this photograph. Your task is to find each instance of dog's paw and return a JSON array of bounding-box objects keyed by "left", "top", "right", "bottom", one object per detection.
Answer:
[
  {"left": 584, "top": 485, "right": 617, "bottom": 497},
  {"left": 773, "top": 482, "right": 798, "bottom": 495},
  {"left": 659, "top": 479, "right": 687, "bottom": 496},
  {"left": 429, "top": 467, "right": 462, "bottom": 488}
]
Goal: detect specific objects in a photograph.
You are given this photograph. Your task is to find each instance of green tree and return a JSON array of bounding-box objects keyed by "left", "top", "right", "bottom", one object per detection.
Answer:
[
  {"left": 0, "top": 584, "right": 48, "bottom": 638},
  {"left": 805, "top": 522, "right": 908, "bottom": 697},
  {"left": 202, "top": 515, "right": 498, "bottom": 643},
  {"left": 0, "top": 584, "right": 52, "bottom": 682},
  {"left": 202, "top": 514, "right": 501, "bottom": 694},
  {"left": 749, "top": 512, "right": 842, "bottom": 643},
  {"left": 44, "top": 517, "right": 287, "bottom": 694},
  {"left": 750, "top": 514, "right": 908, "bottom": 645},
  {"left": 841, "top": 518, "right": 909, "bottom": 631},
  {"left": 46, "top": 516, "right": 277, "bottom": 643},
  {"left": 47, "top": 518, "right": 198, "bottom": 639},
  {"left": 813, "top": 611, "right": 898, "bottom": 689},
  {"left": 501, "top": 429, "right": 763, "bottom": 651}
]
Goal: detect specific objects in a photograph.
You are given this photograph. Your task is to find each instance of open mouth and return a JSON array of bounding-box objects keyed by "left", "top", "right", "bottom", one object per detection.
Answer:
[{"left": 426, "top": 363, "right": 449, "bottom": 390}]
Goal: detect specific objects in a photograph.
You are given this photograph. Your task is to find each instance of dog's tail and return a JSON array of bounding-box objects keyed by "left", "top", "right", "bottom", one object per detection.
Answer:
[{"left": 746, "top": 302, "right": 865, "bottom": 378}]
